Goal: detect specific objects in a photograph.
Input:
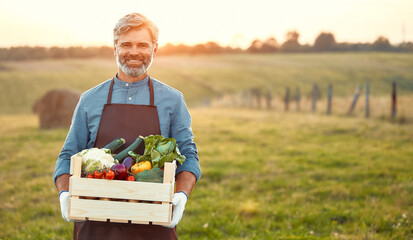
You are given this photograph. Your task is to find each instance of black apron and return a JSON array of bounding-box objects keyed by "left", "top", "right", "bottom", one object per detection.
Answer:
[{"left": 73, "top": 77, "right": 177, "bottom": 240}]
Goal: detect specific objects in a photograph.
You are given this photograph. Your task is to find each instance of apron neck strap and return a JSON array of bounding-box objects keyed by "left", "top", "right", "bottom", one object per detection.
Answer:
[
  {"left": 148, "top": 77, "right": 155, "bottom": 106},
  {"left": 107, "top": 78, "right": 115, "bottom": 104},
  {"left": 107, "top": 77, "right": 155, "bottom": 106}
]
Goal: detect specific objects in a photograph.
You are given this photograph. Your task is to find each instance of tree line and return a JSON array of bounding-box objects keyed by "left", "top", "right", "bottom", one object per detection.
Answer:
[
  {"left": 0, "top": 46, "right": 114, "bottom": 61},
  {"left": 245, "top": 32, "right": 413, "bottom": 53},
  {"left": 0, "top": 32, "right": 412, "bottom": 61}
]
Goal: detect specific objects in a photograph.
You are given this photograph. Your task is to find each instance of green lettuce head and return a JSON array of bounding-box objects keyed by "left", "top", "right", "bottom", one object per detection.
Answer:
[{"left": 141, "top": 135, "right": 186, "bottom": 168}]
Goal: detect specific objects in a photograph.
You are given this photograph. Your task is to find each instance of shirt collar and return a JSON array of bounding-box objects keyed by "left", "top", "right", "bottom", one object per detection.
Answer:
[{"left": 114, "top": 74, "right": 149, "bottom": 88}]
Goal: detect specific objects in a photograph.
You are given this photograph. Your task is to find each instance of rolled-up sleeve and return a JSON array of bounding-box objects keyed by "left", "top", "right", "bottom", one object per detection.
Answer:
[
  {"left": 170, "top": 94, "right": 201, "bottom": 182},
  {"left": 53, "top": 94, "right": 89, "bottom": 184}
]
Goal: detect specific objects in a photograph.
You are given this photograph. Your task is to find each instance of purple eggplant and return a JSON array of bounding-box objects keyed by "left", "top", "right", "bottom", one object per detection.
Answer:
[{"left": 122, "top": 156, "right": 136, "bottom": 171}]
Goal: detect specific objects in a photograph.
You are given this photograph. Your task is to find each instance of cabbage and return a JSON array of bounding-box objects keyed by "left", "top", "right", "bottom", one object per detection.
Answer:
[{"left": 76, "top": 148, "right": 116, "bottom": 173}]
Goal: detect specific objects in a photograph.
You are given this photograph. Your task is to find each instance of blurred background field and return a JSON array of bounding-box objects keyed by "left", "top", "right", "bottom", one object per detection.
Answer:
[
  {"left": 1, "top": 53, "right": 413, "bottom": 120},
  {"left": 0, "top": 53, "right": 412, "bottom": 239}
]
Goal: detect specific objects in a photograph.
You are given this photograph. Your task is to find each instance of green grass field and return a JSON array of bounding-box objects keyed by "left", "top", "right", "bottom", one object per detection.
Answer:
[
  {"left": 0, "top": 53, "right": 412, "bottom": 239},
  {"left": 0, "top": 109, "right": 412, "bottom": 239}
]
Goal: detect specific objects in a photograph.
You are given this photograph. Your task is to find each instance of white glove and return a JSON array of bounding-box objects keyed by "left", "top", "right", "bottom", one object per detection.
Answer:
[
  {"left": 165, "top": 191, "right": 188, "bottom": 228},
  {"left": 59, "top": 191, "right": 73, "bottom": 222}
]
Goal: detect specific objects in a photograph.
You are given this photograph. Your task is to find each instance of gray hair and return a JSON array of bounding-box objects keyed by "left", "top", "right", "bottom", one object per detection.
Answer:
[{"left": 113, "top": 13, "right": 159, "bottom": 44}]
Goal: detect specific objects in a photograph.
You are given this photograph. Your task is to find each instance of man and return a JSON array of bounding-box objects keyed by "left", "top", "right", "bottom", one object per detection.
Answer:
[{"left": 53, "top": 13, "right": 201, "bottom": 240}]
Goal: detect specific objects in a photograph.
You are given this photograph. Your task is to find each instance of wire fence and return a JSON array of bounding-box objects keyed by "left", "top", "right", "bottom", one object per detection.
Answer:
[{"left": 209, "top": 81, "right": 412, "bottom": 124}]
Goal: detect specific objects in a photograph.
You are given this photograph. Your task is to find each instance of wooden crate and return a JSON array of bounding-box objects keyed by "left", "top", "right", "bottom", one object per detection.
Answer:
[{"left": 68, "top": 155, "right": 175, "bottom": 225}]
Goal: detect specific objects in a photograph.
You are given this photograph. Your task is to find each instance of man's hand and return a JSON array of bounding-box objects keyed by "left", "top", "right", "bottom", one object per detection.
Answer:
[
  {"left": 59, "top": 191, "right": 73, "bottom": 222},
  {"left": 163, "top": 171, "right": 196, "bottom": 228},
  {"left": 56, "top": 174, "right": 76, "bottom": 222},
  {"left": 165, "top": 191, "right": 188, "bottom": 228}
]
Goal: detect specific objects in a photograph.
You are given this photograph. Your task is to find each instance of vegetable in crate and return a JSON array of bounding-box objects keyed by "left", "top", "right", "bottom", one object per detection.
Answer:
[
  {"left": 122, "top": 156, "right": 136, "bottom": 171},
  {"left": 134, "top": 167, "right": 164, "bottom": 183},
  {"left": 105, "top": 169, "right": 115, "bottom": 180},
  {"left": 76, "top": 148, "right": 116, "bottom": 174},
  {"left": 140, "top": 135, "right": 186, "bottom": 168},
  {"left": 103, "top": 137, "right": 125, "bottom": 154},
  {"left": 93, "top": 170, "right": 103, "bottom": 179},
  {"left": 113, "top": 136, "right": 144, "bottom": 162},
  {"left": 131, "top": 160, "right": 151, "bottom": 175},
  {"left": 111, "top": 163, "right": 129, "bottom": 180}
]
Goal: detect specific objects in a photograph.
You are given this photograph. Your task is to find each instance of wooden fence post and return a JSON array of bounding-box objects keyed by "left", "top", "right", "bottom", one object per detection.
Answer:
[
  {"left": 392, "top": 81, "right": 397, "bottom": 119},
  {"left": 241, "top": 91, "right": 248, "bottom": 108},
  {"left": 251, "top": 88, "right": 263, "bottom": 109},
  {"left": 365, "top": 82, "right": 370, "bottom": 118},
  {"left": 266, "top": 89, "right": 272, "bottom": 110},
  {"left": 284, "top": 87, "right": 290, "bottom": 111},
  {"left": 312, "top": 84, "right": 319, "bottom": 112},
  {"left": 296, "top": 87, "right": 301, "bottom": 112},
  {"left": 327, "top": 84, "right": 333, "bottom": 115},
  {"left": 248, "top": 89, "right": 253, "bottom": 108},
  {"left": 348, "top": 85, "right": 362, "bottom": 115}
]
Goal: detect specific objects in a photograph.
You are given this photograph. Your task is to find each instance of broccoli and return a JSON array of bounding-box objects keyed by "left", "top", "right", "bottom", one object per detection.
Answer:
[{"left": 134, "top": 167, "right": 164, "bottom": 183}]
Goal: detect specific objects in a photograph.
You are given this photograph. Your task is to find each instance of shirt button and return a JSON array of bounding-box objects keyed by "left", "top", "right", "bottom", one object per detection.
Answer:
[
  {"left": 128, "top": 97, "right": 132, "bottom": 101},
  {"left": 126, "top": 83, "right": 129, "bottom": 87}
]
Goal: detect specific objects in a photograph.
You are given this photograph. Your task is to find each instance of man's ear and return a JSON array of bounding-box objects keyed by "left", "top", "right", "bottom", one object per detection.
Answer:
[
  {"left": 113, "top": 43, "right": 117, "bottom": 57},
  {"left": 153, "top": 43, "right": 159, "bottom": 56}
]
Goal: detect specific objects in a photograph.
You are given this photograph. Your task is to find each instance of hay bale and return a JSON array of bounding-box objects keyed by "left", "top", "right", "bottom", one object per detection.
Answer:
[{"left": 33, "top": 88, "right": 81, "bottom": 129}]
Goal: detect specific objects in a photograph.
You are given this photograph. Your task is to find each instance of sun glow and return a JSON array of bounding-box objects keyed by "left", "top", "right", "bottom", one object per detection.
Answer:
[{"left": 0, "top": 0, "right": 412, "bottom": 48}]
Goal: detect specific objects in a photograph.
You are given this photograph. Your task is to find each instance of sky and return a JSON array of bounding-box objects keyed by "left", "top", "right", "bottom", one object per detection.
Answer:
[{"left": 0, "top": 0, "right": 412, "bottom": 49}]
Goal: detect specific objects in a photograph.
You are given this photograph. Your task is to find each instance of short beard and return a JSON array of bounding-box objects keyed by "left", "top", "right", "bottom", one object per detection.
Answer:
[{"left": 116, "top": 52, "right": 154, "bottom": 77}]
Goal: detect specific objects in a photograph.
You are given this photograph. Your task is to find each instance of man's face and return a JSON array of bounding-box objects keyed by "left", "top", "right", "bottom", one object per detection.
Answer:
[{"left": 114, "top": 28, "right": 158, "bottom": 78}]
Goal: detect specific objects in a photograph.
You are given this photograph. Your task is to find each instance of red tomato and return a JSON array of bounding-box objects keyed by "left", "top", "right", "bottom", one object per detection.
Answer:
[
  {"left": 105, "top": 170, "right": 115, "bottom": 180},
  {"left": 87, "top": 173, "right": 93, "bottom": 178},
  {"left": 93, "top": 170, "right": 103, "bottom": 179},
  {"left": 127, "top": 175, "right": 135, "bottom": 181}
]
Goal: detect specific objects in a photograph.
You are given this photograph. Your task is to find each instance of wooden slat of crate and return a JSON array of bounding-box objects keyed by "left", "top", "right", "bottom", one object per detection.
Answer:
[
  {"left": 152, "top": 203, "right": 172, "bottom": 225},
  {"left": 70, "top": 177, "right": 172, "bottom": 202},
  {"left": 152, "top": 160, "right": 175, "bottom": 225},
  {"left": 70, "top": 155, "right": 82, "bottom": 176},
  {"left": 69, "top": 198, "right": 171, "bottom": 223}
]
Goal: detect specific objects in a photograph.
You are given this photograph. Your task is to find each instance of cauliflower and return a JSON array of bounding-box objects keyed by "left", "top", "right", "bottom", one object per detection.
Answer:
[{"left": 77, "top": 148, "right": 116, "bottom": 173}]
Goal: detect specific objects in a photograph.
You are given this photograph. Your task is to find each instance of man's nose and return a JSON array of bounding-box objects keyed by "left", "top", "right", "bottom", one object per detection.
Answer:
[{"left": 129, "top": 46, "right": 141, "bottom": 55}]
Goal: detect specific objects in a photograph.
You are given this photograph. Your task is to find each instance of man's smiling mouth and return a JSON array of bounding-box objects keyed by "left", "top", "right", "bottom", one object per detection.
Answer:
[{"left": 127, "top": 59, "right": 143, "bottom": 64}]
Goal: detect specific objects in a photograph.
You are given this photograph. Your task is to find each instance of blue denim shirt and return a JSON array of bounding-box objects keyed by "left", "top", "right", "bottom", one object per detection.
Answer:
[{"left": 53, "top": 75, "right": 201, "bottom": 183}]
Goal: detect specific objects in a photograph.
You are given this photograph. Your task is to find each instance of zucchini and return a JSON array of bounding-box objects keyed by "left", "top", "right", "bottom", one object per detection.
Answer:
[
  {"left": 103, "top": 137, "right": 126, "bottom": 154},
  {"left": 114, "top": 136, "right": 145, "bottom": 162}
]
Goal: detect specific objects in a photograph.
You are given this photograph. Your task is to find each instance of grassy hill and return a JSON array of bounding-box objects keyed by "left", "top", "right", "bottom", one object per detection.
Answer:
[
  {"left": 0, "top": 109, "right": 412, "bottom": 239},
  {"left": 1, "top": 53, "right": 413, "bottom": 114}
]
